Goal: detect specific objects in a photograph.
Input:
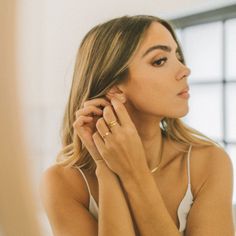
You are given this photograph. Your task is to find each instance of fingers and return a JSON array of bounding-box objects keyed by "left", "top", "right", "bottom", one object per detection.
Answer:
[
  {"left": 76, "top": 105, "right": 103, "bottom": 118},
  {"left": 75, "top": 98, "right": 111, "bottom": 118},
  {"left": 83, "top": 98, "right": 110, "bottom": 108},
  {"left": 110, "top": 97, "right": 133, "bottom": 126},
  {"left": 95, "top": 118, "right": 111, "bottom": 143},
  {"left": 74, "top": 98, "right": 111, "bottom": 128},
  {"left": 73, "top": 115, "right": 93, "bottom": 127},
  {"left": 102, "top": 105, "right": 120, "bottom": 132}
]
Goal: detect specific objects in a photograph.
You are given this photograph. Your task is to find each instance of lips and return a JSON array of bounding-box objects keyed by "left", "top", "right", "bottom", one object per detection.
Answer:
[{"left": 178, "top": 86, "right": 189, "bottom": 95}]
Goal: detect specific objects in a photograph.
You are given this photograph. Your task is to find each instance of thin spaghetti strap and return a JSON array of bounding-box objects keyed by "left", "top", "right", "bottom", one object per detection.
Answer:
[
  {"left": 187, "top": 145, "right": 192, "bottom": 185},
  {"left": 75, "top": 167, "right": 92, "bottom": 196}
]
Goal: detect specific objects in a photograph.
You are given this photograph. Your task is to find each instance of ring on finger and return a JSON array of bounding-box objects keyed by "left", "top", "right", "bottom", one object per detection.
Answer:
[
  {"left": 102, "top": 131, "right": 111, "bottom": 139},
  {"left": 108, "top": 120, "right": 118, "bottom": 129}
]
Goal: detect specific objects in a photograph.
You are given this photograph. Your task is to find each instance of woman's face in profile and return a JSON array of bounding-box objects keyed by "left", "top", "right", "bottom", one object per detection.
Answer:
[{"left": 120, "top": 22, "right": 191, "bottom": 120}]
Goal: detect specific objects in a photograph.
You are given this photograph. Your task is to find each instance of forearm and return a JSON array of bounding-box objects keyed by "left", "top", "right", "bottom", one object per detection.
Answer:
[
  {"left": 96, "top": 162, "right": 136, "bottom": 236},
  {"left": 120, "top": 169, "right": 181, "bottom": 236}
]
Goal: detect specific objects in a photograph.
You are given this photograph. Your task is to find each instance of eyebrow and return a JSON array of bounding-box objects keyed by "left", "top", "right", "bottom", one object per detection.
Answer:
[{"left": 142, "top": 44, "right": 178, "bottom": 58}]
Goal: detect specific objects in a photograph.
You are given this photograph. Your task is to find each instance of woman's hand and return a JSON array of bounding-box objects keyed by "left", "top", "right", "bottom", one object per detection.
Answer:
[
  {"left": 73, "top": 98, "right": 111, "bottom": 165},
  {"left": 92, "top": 97, "right": 149, "bottom": 179}
]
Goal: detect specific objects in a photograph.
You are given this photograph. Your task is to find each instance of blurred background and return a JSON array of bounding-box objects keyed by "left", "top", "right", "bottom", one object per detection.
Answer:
[{"left": 2, "top": 0, "right": 236, "bottom": 235}]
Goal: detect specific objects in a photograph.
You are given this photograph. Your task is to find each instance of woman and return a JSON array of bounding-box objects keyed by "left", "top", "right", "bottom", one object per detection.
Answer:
[{"left": 40, "top": 15, "right": 235, "bottom": 236}]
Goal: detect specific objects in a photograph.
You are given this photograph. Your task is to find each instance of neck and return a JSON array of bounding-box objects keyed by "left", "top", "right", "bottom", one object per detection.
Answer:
[
  {"left": 142, "top": 129, "right": 165, "bottom": 171},
  {"left": 121, "top": 101, "right": 166, "bottom": 170}
]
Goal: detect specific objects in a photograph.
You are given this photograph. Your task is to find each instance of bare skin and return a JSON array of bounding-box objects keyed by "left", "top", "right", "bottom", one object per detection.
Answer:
[
  {"left": 70, "top": 139, "right": 210, "bottom": 231},
  {"left": 45, "top": 140, "right": 233, "bottom": 235},
  {"left": 41, "top": 21, "right": 234, "bottom": 235}
]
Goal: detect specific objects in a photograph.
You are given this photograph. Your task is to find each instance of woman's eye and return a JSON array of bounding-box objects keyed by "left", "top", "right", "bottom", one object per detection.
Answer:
[{"left": 152, "top": 57, "right": 167, "bottom": 67}]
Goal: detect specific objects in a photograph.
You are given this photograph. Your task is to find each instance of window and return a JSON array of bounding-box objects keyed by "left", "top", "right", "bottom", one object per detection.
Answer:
[{"left": 170, "top": 4, "right": 236, "bottom": 203}]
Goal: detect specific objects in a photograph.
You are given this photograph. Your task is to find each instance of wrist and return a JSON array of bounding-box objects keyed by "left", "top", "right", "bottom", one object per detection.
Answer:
[
  {"left": 120, "top": 164, "right": 151, "bottom": 188},
  {"left": 95, "top": 160, "right": 114, "bottom": 177}
]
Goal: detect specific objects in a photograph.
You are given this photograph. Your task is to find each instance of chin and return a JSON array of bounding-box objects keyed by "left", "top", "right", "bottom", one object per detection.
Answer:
[
  {"left": 177, "top": 108, "right": 189, "bottom": 118},
  {"left": 169, "top": 107, "right": 189, "bottom": 118}
]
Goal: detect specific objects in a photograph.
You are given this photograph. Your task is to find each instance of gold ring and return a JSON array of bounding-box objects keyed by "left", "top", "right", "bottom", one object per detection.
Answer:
[
  {"left": 102, "top": 131, "right": 110, "bottom": 139},
  {"left": 108, "top": 120, "right": 118, "bottom": 129}
]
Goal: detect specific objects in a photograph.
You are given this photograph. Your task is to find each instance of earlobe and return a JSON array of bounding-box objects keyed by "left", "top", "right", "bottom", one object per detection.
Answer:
[
  {"left": 107, "top": 86, "right": 118, "bottom": 95},
  {"left": 105, "top": 86, "right": 127, "bottom": 103},
  {"left": 105, "top": 93, "right": 126, "bottom": 104}
]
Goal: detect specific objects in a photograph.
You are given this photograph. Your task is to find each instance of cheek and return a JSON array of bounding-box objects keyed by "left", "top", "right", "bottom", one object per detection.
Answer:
[
  {"left": 129, "top": 83, "right": 163, "bottom": 102},
  {"left": 127, "top": 86, "right": 167, "bottom": 112}
]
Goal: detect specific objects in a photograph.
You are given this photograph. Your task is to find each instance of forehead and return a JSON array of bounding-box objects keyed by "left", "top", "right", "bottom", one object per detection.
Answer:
[{"left": 137, "top": 22, "right": 177, "bottom": 55}]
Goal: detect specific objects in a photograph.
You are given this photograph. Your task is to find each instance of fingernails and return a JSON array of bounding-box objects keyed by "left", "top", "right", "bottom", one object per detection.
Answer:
[
  {"left": 115, "top": 95, "right": 125, "bottom": 103},
  {"left": 111, "top": 97, "right": 118, "bottom": 106}
]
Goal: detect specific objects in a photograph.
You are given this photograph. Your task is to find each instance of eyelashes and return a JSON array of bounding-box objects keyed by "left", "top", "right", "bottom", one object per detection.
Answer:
[
  {"left": 152, "top": 57, "right": 167, "bottom": 67},
  {"left": 152, "top": 52, "right": 183, "bottom": 67}
]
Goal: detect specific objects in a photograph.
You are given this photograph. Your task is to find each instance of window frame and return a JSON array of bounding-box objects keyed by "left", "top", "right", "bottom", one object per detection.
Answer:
[{"left": 168, "top": 4, "right": 236, "bottom": 148}]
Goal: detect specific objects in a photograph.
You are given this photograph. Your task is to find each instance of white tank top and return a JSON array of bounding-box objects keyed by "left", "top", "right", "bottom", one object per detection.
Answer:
[{"left": 75, "top": 144, "right": 193, "bottom": 235}]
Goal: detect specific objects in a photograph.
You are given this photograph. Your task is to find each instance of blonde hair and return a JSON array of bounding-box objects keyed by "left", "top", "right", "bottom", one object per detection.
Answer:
[{"left": 56, "top": 15, "right": 222, "bottom": 174}]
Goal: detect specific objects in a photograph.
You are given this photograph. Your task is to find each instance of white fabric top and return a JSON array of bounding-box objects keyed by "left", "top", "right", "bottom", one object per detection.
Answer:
[{"left": 75, "top": 144, "right": 193, "bottom": 235}]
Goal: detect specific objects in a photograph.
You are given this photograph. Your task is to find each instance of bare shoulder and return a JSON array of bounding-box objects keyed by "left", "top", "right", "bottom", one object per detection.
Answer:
[
  {"left": 192, "top": 144, "right": 232, "bottom": 173},
  {"left": 185, "top": 145, "right": 234, "bottom": 235},
  {"left": 190, "top": 144, "right": 233, "bottom": 197},
  {"left": 40, "top": 164, "right": 89, "bottom": 207},
  {"left": 206, "top": 145, "right": 233, "bottom": 180},
  {"left": 209, "top": 144, "right": 232, "bottom": 163},
  {"left": 39, "top": 164, "right": 99, "bottom": 235}
]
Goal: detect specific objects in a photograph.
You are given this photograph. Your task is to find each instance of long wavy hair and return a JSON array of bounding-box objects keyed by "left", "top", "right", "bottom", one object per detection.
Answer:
[{"left": 56, "top": 15, "right": 222, "bottom": 174}]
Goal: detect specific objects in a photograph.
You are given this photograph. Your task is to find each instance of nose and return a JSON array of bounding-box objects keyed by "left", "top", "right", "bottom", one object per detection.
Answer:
[{"left": 176, "top": 63, "right": 191, "bottom": 81}]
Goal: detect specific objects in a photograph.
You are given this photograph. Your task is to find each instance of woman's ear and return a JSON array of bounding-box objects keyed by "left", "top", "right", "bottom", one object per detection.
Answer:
[{"left": 105, "top": 86, "right": 127, "bottom": 103}]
